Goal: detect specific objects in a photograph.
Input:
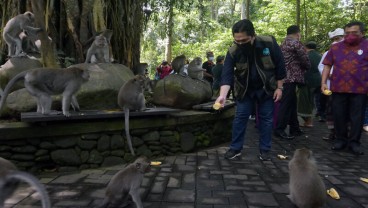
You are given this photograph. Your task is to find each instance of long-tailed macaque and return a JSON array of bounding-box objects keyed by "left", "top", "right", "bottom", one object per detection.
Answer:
[
  {"left": 2, "top": 11, "right": 42, "bottom": 57},
  {"left": 187, "top": 57, "right": 206, "bottom": 80},
  {"left": 85, "top": 34, "right": 110, "bottom": 63},
  {"left": 0, "top": 157, "right": 51, "bottom": 208},
  {"left": 288, "top": 148, "right": 326, "bottom": 208},
  {"left": 117, "top": 75, "right": 149, "bottom": 156},
  {"left": 172, "top": 55, "right": 187, "bottom": 76},
  {"left": 99, "top": 156, "right": 151, "bottom": 208},
  {"left": 0, "top": 67, "right": 90, "bottom": 117}
]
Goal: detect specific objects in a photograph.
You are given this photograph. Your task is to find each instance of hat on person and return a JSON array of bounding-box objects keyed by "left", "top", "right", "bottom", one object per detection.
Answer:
[
  {"left": 328, "top": 28, "right": 344, "bottom": 39},
  {"left": 305, "top": 41, "right": 317, "bottom": 49},
  {"left": 216, "top": 55, "right": 225, "bottom": 62}
]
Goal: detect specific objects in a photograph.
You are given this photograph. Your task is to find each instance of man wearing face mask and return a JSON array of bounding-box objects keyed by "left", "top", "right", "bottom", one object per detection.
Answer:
[
  {"left": 321, "top": 21, "right": 368, "bottom": 155},
  {"left": 215, "top": 19, "right": 286, "bottom": 161},
  {"left": 202, "top": 51, "right": 215, "bottom": 84}
]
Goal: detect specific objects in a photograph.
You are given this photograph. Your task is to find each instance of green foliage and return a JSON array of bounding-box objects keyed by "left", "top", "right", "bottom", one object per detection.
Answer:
[{"left": 141, "top": 0, "right": 368, "bottom": 71}]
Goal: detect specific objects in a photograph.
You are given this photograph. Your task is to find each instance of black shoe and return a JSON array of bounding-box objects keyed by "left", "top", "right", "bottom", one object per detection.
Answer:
[
  {"left": 290, "top": 129, "right": 305, "bottom": 137},
  {"left": 274, "top": 131, "right": 295, "bottom": 140},
  {"left": 224, "top": 149, "right": 241, "bottom": 160},
  {"left": 259, "top": 151, "right": 271, "bottom": 161},
  {"left": 331, "top": 141, "right": 347, "bottom": 151},
  {"left": 349, "top": 144, "right": 364, "bottom": 155}
]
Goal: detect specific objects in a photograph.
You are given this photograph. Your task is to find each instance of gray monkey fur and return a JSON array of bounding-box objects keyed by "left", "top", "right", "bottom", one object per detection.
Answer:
[
  {"left": 288, "top": 148, "right": 326, "bottom": 208},
  {"left": 0, "top": 157, "right": 51, "bottom": 208},
  {"left": 0, "top": 67, "right": 89, "bottom": 117},
  {"left": 172, "top": 54, "right": 187, "bottom": 75},
  {"left": 85, "top": 34, "right": 110, "bottom": 63},
  {"left": 117, "top": 75, "right": 149, "bottom": 156},
  {"left": 99, "top": 156, "right": 151, "bottom": 208},
  {"left": 187, "top": 57, "right": 206, "bottom": 80},
  {"left": 2, "top": 11, "right": 42, "bottom": 57}
]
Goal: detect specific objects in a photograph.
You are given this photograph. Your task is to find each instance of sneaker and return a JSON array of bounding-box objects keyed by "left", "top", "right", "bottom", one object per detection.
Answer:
[
  {"left": 258, "top": 151, "right": 271, "bottom": 161},
  {"left": 224, "top": 149, "right": 241, "bottom": 160}
]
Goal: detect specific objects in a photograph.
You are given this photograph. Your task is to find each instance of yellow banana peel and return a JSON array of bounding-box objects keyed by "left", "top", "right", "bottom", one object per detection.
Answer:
[
  {"left": 150, "top": 161, "right": 162, "bottom": 166},
  {"left": 277, "top": 154, "right": 288, "bottom": 160},
  {"left": 327, "top": 188, "right": 340, "bottom": 199},
  {"left": 213, "top": 102, "right": 222, "bottom": 110},
  {"left": 360, "top": 177, "right": 368, "bottom": 183}
]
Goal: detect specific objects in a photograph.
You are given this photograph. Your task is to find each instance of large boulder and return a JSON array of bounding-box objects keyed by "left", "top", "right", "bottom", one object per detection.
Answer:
[
  {"left": 0, "top": 63, "right": 134, "bottom": 116},
  {"left": 0, "top": 56, "right": 43, "bottom": 91},
  {"left": 153, "top": 74, "right": 212, "bottom": 109}
]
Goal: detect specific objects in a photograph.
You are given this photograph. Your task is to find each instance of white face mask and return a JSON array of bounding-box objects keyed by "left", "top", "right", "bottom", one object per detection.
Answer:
[{"left": 208, "top": 57, "right": 214, "bottom": 61}]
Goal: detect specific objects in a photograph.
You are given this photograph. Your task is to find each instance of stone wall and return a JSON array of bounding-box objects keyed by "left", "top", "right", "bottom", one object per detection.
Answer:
[{"left": 0, "top": 108, "right": 234, "bottom": 172}]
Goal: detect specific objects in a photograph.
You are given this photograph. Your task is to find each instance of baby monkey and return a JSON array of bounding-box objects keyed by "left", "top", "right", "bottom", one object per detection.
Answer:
[
  {"left": 99, "top": 156, "right": 151, "bottom": 208},
  {"left": 288, "top": 148, "right": 326, "bottom": 208},
  {"left": 0, "top": 157, "right": 51, "bottom": 208}
]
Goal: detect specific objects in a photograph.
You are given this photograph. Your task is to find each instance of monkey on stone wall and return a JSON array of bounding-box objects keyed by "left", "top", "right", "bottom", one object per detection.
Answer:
[
  {"left": 0, "top": 157, "right": 51, "bottom": 208},
  {"left": 288, "top": 148, "right": 326, "bottom": 208},
  {"left": 187, "top": 57, "right": 206, "bottom": 80},
  {"left": 117, "top": 75, "right": 150, "bottom": 156},
  {"left": 0, "top": 67, "right": 90, "bottom": 117},
  {"left": 99, "top": 156, "right": 151, "bottom": 208},
  {"left": 2, "top": 11, "right": 42, "bottom": 57}
]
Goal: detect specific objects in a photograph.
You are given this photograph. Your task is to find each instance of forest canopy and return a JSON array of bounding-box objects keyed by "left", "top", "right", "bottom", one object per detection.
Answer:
[{"left": 0, "top": 0, "right": 367, "bottom": 76}]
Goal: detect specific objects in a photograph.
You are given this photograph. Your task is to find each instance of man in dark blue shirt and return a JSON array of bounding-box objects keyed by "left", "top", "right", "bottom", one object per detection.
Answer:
[{"left": 215, "top": 19, "right": 286, "bottom": 161}]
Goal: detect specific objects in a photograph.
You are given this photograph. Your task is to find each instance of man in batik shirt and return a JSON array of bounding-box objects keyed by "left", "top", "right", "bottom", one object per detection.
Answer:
[
  {"left": 274, "top": 25, "right": 311, "bottom": 140},
  {"left": 321, "top": 21, "right": 368, "bottom": 155}
]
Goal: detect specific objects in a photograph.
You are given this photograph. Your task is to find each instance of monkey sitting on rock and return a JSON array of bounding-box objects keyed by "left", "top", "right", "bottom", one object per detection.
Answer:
[
  {"left": 0, "top": 67, "right": 90, "bottom": 117},
  {"left": 0, "top": 157, "right": 51, "bottom": 208},
  {"left": 288, "top": 148, "right": 326, "bottom": 208},
  {"left": 99, "top": 156, "right": 151, "bottom": 208},
  {"left": 187, "top": 57, "right": 206, "bottom": 80}
]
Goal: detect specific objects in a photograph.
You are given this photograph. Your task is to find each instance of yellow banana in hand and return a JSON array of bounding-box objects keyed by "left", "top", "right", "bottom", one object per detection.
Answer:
[
  {"left": 213, "top": 102, "right": 222, "bottom": 110},
  {"left": 327, "top": 188, "right": 340, "bottom": 199},
  {"left": 323, "top": 89, "right": 332, "bottom": 95},
  {"left": 360, "top": 177, "right": 368, "bottom": 183}
]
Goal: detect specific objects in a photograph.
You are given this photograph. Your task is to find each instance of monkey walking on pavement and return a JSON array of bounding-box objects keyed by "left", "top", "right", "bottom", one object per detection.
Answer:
[
  {"left": 0, "top": 157, "right": 51, "bottom": 208},
  {"left": 99, "top": 156, "right": 151, "bottom": 208}
]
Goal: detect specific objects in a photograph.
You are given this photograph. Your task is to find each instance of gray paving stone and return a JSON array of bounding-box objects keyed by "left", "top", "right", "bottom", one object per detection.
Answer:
[
  {"left": 243, "top": 192, "right": 278, "bottom": 206},
  {"left": 164, "top": 189, "right": 195, "bottom": 202}
]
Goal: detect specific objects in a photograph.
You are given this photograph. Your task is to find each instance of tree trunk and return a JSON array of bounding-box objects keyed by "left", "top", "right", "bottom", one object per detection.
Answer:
[
  {"left": 296, "top": 0, "right": 300, "bottom": 26},
  {"left": 30, "top": 0, "right": 59, "bottom": 67},
  {"left": 165, "top": 2, "right": 174, "bottom": 62},
  {"left": 79, "top": 0, "right": 94, "bottom": 44}
]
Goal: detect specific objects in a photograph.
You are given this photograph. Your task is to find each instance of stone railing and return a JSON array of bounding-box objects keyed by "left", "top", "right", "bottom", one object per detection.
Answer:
[{"left": 0, "top": 108, "right": 234, "bottom": 172}]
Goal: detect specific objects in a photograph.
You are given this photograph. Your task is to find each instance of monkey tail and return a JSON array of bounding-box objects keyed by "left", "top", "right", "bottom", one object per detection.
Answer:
[
  {"left": 6, "top": 171, "right": 51, "bottom": 208},
  {"left": 0, "top": 70, "right": 28, "bottom": 111},
  {"left": 124, "top": 107, "right": 136, "bottom": 156}
]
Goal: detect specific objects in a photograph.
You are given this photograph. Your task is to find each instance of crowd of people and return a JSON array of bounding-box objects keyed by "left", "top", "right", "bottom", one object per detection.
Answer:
[
  {"left": 152, "top": 19, "right": 367, "bottom": 160},
  {"left": 214, "top": 19, "right": 367, "bottom": 160}
]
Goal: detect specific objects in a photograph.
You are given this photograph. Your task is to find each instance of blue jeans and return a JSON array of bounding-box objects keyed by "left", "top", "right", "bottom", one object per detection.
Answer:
[{"left": 230, "top": 94, "right": 274, "bottom": 153}]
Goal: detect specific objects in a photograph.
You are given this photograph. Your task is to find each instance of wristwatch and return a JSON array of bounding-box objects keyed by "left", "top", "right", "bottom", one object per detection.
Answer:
[{"left": 277, "top": 87, "right": 284, "bottom": 90}]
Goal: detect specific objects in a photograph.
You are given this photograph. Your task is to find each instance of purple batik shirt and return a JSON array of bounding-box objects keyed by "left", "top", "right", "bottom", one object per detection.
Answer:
[
  {"left": 280, "top": 37, "right": 311, "bottom": 84},
  {"left": 323, "top": 39, "right": 368, "bottom": 94}
]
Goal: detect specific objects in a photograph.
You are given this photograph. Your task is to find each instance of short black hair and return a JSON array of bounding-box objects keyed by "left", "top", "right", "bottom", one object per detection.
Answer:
[
  {"left": 345, "top": 21, "right": 366, "bottom": 33},
  {"left": 232, "top": 19, "right": 255, "bottom": 37},
  {"left": 287, "top": 25, "right": 300, "bottom": 35},
  {"left": 216, "top": 55, "right": 225, "bottom": 63},
  {"left": 305, "top": 41, "right": 317, "bottom": 49}
]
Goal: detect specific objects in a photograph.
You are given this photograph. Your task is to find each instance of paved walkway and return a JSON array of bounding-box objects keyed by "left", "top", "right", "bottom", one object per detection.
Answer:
[{"left": 5, "top": 119, "right": 368, "bottom": 208}]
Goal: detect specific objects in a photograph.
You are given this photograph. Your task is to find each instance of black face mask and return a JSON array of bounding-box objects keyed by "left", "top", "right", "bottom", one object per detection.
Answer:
[{"left": 236, "top": 42, "right": 253, "bottom": 57}]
